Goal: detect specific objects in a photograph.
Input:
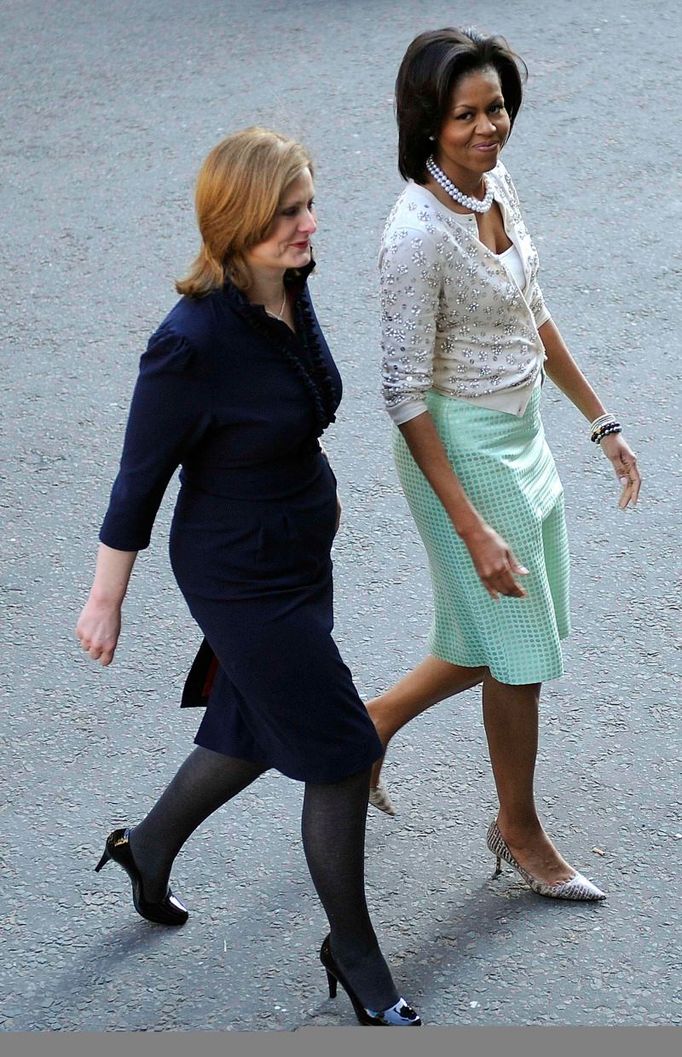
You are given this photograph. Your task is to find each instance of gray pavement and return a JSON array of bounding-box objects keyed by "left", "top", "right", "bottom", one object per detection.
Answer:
[{"left": 1, "top": 0, "right": 680, "bottom": 1032}]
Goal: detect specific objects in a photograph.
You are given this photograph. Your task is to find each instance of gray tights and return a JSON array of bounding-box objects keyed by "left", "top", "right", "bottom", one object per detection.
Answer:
[{"left": 128, "top": 745, "right": 398, "bottom": 1011}]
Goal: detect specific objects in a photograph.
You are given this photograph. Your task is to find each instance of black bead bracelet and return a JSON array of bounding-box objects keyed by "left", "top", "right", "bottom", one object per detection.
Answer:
[{"left": 591, "top": 422, "right": 622, "bottom": 443}]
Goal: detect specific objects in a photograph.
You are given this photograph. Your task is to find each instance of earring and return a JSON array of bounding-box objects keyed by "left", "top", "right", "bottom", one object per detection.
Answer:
[{"left": 428, "top": 135, "right": 435, "bottom": 141}]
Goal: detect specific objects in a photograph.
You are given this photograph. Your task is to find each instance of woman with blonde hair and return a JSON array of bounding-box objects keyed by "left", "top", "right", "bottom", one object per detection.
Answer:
[{"left": 76, "top": 127, "right": 420, "bottom": 1027}]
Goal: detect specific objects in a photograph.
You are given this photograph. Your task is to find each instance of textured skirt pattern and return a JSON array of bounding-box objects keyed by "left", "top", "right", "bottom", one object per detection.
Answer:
[{"left": 394, "top": 387, "right": 570, "bottom": 684}]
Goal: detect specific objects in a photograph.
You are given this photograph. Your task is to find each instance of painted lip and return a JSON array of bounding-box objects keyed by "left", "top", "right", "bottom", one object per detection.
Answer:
[
  {"left": 290, "top": 240, "right": 311, "bottom": 249},
  {"left": 472, "top": 143, "right": 499, "bottom": 152}
]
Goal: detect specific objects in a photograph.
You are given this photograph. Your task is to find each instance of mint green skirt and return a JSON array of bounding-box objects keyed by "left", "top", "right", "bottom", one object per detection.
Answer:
[{"left": 394, "top": 387, "right": 570, "bottom": 684}]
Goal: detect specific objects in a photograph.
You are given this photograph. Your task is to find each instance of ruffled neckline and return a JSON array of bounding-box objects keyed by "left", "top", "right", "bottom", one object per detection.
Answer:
[
  {"left": 221, "top": 258, "right": 316, "bottom": 316},
  {"left": 220, "top": 259, "right": 337, "bottom": 436}
]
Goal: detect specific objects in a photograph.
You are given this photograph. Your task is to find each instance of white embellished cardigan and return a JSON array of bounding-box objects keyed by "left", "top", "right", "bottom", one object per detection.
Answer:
[{"left": 379, "top": 162, "right": 551, "bottom": 424}]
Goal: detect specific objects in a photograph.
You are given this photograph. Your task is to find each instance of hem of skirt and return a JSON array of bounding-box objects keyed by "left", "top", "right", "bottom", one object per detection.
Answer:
[
  {"left": 428, "top": 643, "right": 565, "bottom": 686},
  {"left": 192, "top": 733, "right": 269, "bottom": 771},
  {"left": 193, "top": 733, "right": 382, "bottom": 784}
]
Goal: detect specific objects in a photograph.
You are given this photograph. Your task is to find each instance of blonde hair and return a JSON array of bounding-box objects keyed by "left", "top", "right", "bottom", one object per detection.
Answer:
[{"left": 176, "top": 127, "right": 314, "bottom": 297}]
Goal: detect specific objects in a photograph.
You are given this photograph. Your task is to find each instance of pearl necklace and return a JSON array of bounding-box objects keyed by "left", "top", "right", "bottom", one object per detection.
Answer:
[
  {"left": 426, "top": 156, "right": 494, "bottom": 214},
  {"left": 264, "top": 289, "right": 287, "bottom": 321}
]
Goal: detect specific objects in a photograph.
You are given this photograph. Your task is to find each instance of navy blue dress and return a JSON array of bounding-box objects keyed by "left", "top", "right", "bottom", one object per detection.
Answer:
[{"left": 99, "top": 264, "right": 382, "bottom": 782}]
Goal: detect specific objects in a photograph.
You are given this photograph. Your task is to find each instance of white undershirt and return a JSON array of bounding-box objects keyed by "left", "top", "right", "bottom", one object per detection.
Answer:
[{"left": 496, "top": 242, "right": 526, "bottom": 292}]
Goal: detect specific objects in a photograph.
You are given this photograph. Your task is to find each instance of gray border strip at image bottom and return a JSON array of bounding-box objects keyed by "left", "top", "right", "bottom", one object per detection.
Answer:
[{"left": 1, "top": 1027, "right": 680, "bottom": 1057}]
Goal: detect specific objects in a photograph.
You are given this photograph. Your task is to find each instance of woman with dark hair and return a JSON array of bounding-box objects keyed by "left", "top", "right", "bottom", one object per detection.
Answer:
[
  {"left": 369, "top": 29, "right": 640, "bottom": 900},
  {"left": 76, "top": 127, "right": 420, "bottom": 1027}
]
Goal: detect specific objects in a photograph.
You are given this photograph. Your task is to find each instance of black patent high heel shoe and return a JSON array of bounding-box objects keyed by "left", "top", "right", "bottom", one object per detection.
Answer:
[
  {"left": 320, "top": 935, "right": 421, "bottom": 1026},
  {"left": 94, "top": 827, "right": 188, "bottom": 926}
]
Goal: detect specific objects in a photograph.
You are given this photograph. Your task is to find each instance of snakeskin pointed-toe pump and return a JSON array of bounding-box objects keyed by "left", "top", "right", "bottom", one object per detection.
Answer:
[
  {"left": 368, "top": 778, "right": 396, "bottom": 816},
  {"left": 486, "top": 820, "right": 606, "bottom": 901}
]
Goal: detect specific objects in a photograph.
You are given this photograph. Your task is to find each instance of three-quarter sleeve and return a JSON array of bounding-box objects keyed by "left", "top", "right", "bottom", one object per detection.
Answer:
[
  {"left": 379, "top": 226, "right": 442, "bottom": 425},
  {"left": 99, "top": 325, "right": 211, "bottom": 551}
]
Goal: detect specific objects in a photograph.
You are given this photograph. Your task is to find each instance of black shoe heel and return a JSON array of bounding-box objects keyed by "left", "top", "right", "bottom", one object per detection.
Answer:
[
  {"left": 95, "top": 827, "right": 189, "bottom": 927},
  {"left": 325, "top": 968, "right": 338, "bottom": 999},
  {"left": 319, "top": 934, "right": 421, "bottom": 1027},
  {"left": 94, "top": 848, "right": 111, "bottom": 872}
]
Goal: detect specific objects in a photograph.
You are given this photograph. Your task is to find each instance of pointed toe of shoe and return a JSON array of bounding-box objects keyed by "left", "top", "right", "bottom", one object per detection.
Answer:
[
  {"left": 138, "top": 889, "right": 189, "bottom": 926},
  {"left": 368, "top": 780, "right": 396, "bottom": 816},
  {"left": 367, "top": 999, "right": 422, "bottom": 1026},
  {"left": 548, "top": 872, "right": 606, "bottom": 901}
]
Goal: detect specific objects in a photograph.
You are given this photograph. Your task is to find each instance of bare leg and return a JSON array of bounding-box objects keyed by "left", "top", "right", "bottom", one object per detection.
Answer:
[
  {"left": 366, "top": 656, "right": 485, "bottom": 787},
  {"left": 482, "top": 673, "right": 574, "bottom": 885}
]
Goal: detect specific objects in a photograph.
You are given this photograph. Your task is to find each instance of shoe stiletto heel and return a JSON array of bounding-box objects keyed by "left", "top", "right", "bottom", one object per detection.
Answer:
[
  {"left": 319, "top": 935, "right": 421, "bottom": 1026},
  {"left": 325, "top": 968, "right": 338, "bottom": 999},
  {"left": 486, "top": 820, "right": 606, "bottom": 901},
  {"left": 95, "top": 848, "right": 111, "bottom": 872},
  {"left": 95, "top": 827, "right": 189, "bottom": 925}
]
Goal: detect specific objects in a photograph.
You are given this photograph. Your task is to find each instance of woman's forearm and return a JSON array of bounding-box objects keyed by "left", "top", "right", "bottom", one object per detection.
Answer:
[
  {"left": 398, "top": 413, "right": 484, "bottom": 539},
  {"left": 89, "top": 543, "right": 138, "bottom": 606},
  {"left": 538, "top": 318, "right": 608, "bottom": 422},
  {"left": 398, "top": 412, "right": 529, "bottom": 598},
  {"left": 76, "top": 543, "right": 138, "bottom": 665}
]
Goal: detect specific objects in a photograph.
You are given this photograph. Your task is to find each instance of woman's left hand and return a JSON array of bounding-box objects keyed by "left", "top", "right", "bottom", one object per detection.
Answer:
[
  {"left": 599, "top": 433, "right": 641, "bottom": 509},
  {"left": 334, "top": 494, "right": 342, "bottom": 535}
]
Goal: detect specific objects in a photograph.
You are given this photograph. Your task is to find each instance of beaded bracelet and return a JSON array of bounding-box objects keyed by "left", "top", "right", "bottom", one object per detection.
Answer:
[
  {"left": 591, "top": 421, "right": 622, "bottom": 443},
  {"left": 591, "top": 422, "right": 621, "bottom": 442},
  {"left": 590, "top": 413, "right": 617, "bottom": 433}
]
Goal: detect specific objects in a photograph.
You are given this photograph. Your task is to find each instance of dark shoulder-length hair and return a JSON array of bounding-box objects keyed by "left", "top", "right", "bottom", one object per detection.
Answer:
[{"left": 395, "top": 27, "right": 527, "bottom": 182}]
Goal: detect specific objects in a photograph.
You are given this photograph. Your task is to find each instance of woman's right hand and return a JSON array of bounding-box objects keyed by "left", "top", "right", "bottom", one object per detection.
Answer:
[
  {"left": 75, "top": 596, "right": 122, "bottom": 666},
  {"left": 398, "top": 415, "right": 528, "bottom": 601},
  {"left": 460, "top": 522, "right": 529, "bottom": 601}
]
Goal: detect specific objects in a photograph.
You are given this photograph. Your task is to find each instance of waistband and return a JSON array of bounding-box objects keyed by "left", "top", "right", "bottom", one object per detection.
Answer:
[{"left": 179, "top": 446, "right": 329, "bottom": 501}]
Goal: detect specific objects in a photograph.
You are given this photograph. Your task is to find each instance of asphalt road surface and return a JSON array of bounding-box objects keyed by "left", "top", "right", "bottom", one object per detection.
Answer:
[{"left": 1, "top": 0, "right": 680, "bottom": 1031}]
